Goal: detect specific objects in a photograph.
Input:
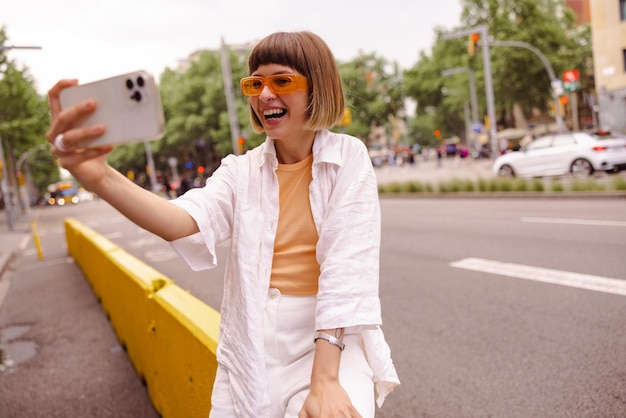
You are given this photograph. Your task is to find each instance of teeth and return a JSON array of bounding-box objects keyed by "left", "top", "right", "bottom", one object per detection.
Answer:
[{"left": 263, "top": 108, "right": 284, "bottom": 116}]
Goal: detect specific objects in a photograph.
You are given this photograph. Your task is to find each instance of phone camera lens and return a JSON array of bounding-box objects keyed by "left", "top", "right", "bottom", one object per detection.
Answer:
[
  {"left": 136, "top": 76, "right": 145, "bottom": 87},
  {"left": 131, "top": 91, "right": 142, "bottom": 102},
  {"left": 126, "top": 79, "right": 134, "bottom": 90}
]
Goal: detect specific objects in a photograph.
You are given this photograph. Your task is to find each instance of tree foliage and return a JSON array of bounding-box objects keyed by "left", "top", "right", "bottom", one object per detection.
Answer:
[
  {"left": 403, "top": 0, "right": 592, "bottom": 142},
  {"left": 0, "top": 6, "right": 596, "bottom": 200},
  {"left": 0, "top": 25, "right": 54, "bottom": 199},
  {"left": 338, "top": 53, "right": 405, "bottom": 142},
  {"left": 107, "top": 48, "right": 262, "bottom": 179}
]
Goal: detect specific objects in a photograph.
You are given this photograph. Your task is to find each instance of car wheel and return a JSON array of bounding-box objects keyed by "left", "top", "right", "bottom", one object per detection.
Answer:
[
  {"left": 570, "top": 158, "right": 593, "bottom": 178},
  {"left": 498, "top": 164, "right": 515, "bottom": 177}
]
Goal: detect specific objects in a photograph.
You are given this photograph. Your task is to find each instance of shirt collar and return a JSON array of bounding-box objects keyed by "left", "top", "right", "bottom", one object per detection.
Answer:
[{"left": 259, "top": 129, "right": 343, "bottom": 169}]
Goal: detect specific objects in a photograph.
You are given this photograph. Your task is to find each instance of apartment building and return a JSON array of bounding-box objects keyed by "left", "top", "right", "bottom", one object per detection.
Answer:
[{"left": 591, "top": 0, "right": 626, "bottom": 132}]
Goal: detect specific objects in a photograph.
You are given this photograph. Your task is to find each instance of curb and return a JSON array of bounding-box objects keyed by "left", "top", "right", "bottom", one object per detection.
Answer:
[
  {"left": 0, "top": 251, "right": 14, "bottom": 277},
  {"left": 379, "top": 191, "right": 626, "bottom": 199}
]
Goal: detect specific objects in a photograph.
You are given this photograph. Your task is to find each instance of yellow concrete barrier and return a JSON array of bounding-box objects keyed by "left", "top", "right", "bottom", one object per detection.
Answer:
[{"left": 64, "top": 218, "right": 220, "bottom": 417}]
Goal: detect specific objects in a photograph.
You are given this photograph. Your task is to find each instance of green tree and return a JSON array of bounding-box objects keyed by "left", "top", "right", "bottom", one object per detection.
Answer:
[
  {"left": 0, "top": 26, "right": 53, "bottom": 202},
  {"left": 107, "top": 48, "right": 259, "bottom": 180},
  {"left": 403, "top": 0, "right": 592, "bottom": 141},
  {"left": 338, "top": 53, "right": 406, "bottom": 144}
]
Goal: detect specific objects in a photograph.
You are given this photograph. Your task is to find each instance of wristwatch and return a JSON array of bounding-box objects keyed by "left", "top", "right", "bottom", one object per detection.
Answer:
[{"left": 313, "top": 331, "right": 345, "bottom": 351}]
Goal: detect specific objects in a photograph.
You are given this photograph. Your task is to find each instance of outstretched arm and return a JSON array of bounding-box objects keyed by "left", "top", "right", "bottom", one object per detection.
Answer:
[{"left": 45, "top": 79, "right": 198, "bottom": 242}]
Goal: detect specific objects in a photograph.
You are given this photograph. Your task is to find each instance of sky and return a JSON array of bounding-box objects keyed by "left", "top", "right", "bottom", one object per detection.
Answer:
[{"left": 2, "top": 0, "right": 463, "bottom": 95}]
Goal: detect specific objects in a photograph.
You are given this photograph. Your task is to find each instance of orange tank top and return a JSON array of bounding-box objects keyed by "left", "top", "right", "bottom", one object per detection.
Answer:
[{"left": 270, "top": 154, "right": 320, "bottom": 295}]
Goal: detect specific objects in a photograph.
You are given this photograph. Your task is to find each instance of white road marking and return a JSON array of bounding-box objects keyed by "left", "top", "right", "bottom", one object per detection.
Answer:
[
  {"left": 521, "top": 217, "right": 626, "bottom": 227},
  {"left": 451, "top": 257, "right": 626, "bottom": 296}
]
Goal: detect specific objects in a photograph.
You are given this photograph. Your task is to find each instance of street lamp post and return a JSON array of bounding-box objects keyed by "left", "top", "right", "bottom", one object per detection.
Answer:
[
  {"left": 442, "top": 26, "right": 499, "bottom": 158},
  {"left": 15, "top": 143, "right": 50, "bottom": 216},
  {"left": 220, "top": 38, "right": 241, "bottom": 156},
  {"left": 441, "top": 67, "right": 480, "bottom": 151},
  {"left": 0, "top": 44, "right": 42, "bottom": 230},
  {"left": 488, "top": 40, "right": 565, "bottom": 134}
]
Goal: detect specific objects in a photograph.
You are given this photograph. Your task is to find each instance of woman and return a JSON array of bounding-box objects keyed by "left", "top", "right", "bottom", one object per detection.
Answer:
[{"left": 46, "top": 31, "right": 399, "bottom": 418}]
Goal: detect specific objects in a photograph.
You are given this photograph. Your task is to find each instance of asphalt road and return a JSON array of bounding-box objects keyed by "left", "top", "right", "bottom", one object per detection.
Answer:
[{"left": 28, "top": 196, "right": 626, "bottom": 417}]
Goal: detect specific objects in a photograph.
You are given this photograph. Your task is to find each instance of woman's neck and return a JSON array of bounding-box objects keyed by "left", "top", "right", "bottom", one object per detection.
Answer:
[{"left": 273, "top": 131, "right": 316, "bottom": 164}]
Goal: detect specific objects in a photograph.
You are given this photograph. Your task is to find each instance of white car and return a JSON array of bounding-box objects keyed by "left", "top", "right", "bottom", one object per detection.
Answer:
[{"left": 492, "top": 132, "right": 626, "bottom": 178}]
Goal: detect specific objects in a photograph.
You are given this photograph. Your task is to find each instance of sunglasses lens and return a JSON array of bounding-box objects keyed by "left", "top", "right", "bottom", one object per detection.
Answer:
[
  {"left": 240, "top": 75, "right": 307, "bottom": 96},
  {"left": 269, "top": 75, "right": 296, "bottom": 93},
  {"left": 241, "top": 78, "right": 263, "bottom": 96}
]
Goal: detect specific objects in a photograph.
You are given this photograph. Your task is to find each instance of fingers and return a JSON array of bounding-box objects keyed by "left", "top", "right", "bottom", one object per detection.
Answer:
[
  {"left": 54, "top": 145, "right": 114, "bottom": 167},
  {"left": 50, "top": 123, "right": 105, "bottom": 154},
  {"left": 46, "top": 98, "right": 98, "bottom": 143},
  {"left": 47, "top": 79, "right": 78, "bottom": 118},
  {"left": 46, "top": 79, "right": 101, "bottom": 148}
]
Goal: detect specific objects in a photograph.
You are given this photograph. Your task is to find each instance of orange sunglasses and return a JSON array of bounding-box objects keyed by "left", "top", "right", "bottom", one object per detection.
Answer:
[{"left": 240, "top": 74, "right": 309, "bottom": 96}]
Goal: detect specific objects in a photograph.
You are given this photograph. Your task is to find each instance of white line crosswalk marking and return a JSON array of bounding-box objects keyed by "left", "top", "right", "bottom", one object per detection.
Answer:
[
  {"left": 451, "top": 257, "right": 626, "bottom": 296},
  {"left": 521, "top": 217, "right": 626, "bottom": 227}
]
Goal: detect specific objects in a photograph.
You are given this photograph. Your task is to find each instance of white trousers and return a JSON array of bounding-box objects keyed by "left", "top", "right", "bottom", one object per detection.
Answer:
[{"left": 210, "top": 289, "right": 375, "bottom": 418}]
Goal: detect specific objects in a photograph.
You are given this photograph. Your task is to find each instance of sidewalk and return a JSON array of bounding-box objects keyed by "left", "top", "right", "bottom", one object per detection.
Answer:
[{"left": 0, "top": 207, "right": 158, "bottom": 417}]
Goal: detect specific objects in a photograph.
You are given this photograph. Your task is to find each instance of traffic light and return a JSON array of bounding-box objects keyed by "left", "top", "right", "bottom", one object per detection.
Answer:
[
  {"left": 237, "top": 136, "right": 246, "bottom": 155},
  {"left": 559, "top": 95, "right": 569, "bottom": 116},
  {"left": 468, "top": 33, "right": 480, "bottom": 56},
  {"left": 434, "top": 129, "right": 442, "bottom": 140}
]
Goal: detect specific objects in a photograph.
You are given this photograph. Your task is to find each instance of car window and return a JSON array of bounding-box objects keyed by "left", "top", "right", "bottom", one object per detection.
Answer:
[
  {"left": 552, "top": 135, "right": 576, "bottom": 147},
  {"left": 526, "top": 137, "right": 552, "bottom": 151}
]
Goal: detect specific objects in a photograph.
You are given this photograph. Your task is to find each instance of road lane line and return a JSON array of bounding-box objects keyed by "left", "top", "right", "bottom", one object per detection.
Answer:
[
  {"left": 521, "top": 217, "right": 626, "bottom": 227},
  {"left": 450, "top": 257, "right": 626, "bottom": 296}
]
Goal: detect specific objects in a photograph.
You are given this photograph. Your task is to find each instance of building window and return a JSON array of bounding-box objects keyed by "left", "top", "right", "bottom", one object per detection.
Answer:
[{"left": 621, "top": 0, "right": 626, "bottom": 20}]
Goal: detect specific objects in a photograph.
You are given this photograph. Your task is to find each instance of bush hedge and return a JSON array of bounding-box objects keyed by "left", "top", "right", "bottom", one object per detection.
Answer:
[{"left": 377, "top": 176, "right": 626, "bottom": 195}]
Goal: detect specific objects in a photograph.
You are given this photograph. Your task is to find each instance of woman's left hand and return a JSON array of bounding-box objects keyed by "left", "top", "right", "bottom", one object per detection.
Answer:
[{"left": 298, "top": 381, "right": 362, "bottom": 418}]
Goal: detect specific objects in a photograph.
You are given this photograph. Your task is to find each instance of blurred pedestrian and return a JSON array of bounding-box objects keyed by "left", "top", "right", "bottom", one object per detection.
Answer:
[
  {"left": 46, "top": 30, "right": 399, "bottom": 418},
  {"left": 177, "top": 174, "right": 191, "bottom": 197},
  {"left": 162, "top": 174, "right": 173, "bottom": 199}
]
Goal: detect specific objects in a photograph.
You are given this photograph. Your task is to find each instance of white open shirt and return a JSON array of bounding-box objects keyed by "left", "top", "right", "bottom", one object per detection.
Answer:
[{"left": 170, "top": 129, "right": 400, "bottom": 416}]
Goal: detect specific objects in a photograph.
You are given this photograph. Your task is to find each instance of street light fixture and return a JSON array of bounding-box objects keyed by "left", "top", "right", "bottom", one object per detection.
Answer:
[
  {"left": 441, "top": 67, "right": 480, "bottom": 153},
  {"left": 0, "top": 43, "right": 42, "bottom": 230}
]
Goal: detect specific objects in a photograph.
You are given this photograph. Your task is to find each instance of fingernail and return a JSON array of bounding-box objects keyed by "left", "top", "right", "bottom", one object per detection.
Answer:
[
  {"left": 83, "top": 99, "right": 95, "bottom": 109},
  {"left": 90, "top": 124, "right": 104, "bottom": 133}
]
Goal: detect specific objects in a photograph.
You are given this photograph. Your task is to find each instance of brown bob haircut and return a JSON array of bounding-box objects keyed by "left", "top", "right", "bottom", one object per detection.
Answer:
[{"left": 246, "top": 31, "right": 345, "bottom": 134}]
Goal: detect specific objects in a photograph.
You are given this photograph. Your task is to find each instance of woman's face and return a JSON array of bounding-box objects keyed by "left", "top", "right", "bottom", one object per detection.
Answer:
[{"left": 249, "top": 64, "right": 312, "bottom": 143}]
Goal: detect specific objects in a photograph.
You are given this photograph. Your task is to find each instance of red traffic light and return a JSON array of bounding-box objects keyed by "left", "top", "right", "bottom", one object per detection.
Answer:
[
  {"left": 434, "top": 129, "right": 442, "bottom": 139},
  {"left": 468, "top": 33, "right": 480, "bottom": 56}
]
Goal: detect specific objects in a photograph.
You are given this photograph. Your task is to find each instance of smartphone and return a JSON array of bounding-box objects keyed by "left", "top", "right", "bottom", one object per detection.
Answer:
[{"left": 59, "top": 70, "right": 166, "bottom": 147}]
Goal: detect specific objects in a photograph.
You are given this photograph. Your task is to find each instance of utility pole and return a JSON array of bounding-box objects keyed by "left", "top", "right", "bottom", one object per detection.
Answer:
[
  {"left": 441, "top": 67, "right": 480, "bottom": 151},
  {"left": 220, "top": 37, "right": 241, "bottom": 155},
  {"left": 0, "top": 44, "right": 42, "bottom": 230},
  {"left": 442, "top": 26, "right": 498, "bottom": 158}
]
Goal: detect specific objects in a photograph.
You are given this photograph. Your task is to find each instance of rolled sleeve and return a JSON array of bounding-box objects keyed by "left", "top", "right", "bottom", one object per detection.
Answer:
[
  {"left": 315, "top": 139, "right": 382, "bottom": 330},
  {"left": 169, "top": 155, "right": 237, "bottom": 271}
]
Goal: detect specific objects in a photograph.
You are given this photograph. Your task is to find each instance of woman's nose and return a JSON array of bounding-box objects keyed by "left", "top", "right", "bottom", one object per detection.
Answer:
[{"left": 259, "top": 85, "right": 275, "bottom": 101}]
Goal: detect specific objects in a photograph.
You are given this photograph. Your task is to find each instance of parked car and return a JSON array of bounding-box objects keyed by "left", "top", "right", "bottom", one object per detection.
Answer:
[{"left": 492, "top": 132, "right": 626, "bottom": 178}]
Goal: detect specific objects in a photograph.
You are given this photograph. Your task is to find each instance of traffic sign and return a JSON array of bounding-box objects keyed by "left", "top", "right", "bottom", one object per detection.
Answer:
[
  {"left": 551, "top": 79, "right": 564, "bottom": 96},
  {"left": 562, "top": 69, "right": 580, "bottom": 92}
]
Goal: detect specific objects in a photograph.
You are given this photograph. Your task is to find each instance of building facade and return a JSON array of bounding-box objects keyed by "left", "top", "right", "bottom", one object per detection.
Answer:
[{"left": 590, "top": 0, "right": 626, "bottom": 133}]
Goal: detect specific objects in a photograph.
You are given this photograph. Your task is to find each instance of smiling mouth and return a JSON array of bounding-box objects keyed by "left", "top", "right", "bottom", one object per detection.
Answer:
[{"left": 263, "top": 108, "right": 286, "bottom": 120}]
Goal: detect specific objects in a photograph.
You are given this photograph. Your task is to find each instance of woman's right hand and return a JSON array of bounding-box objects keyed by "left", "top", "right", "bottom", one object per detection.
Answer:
[{"left": 45, "top": 79, "right": 114, "bottom": 191}]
